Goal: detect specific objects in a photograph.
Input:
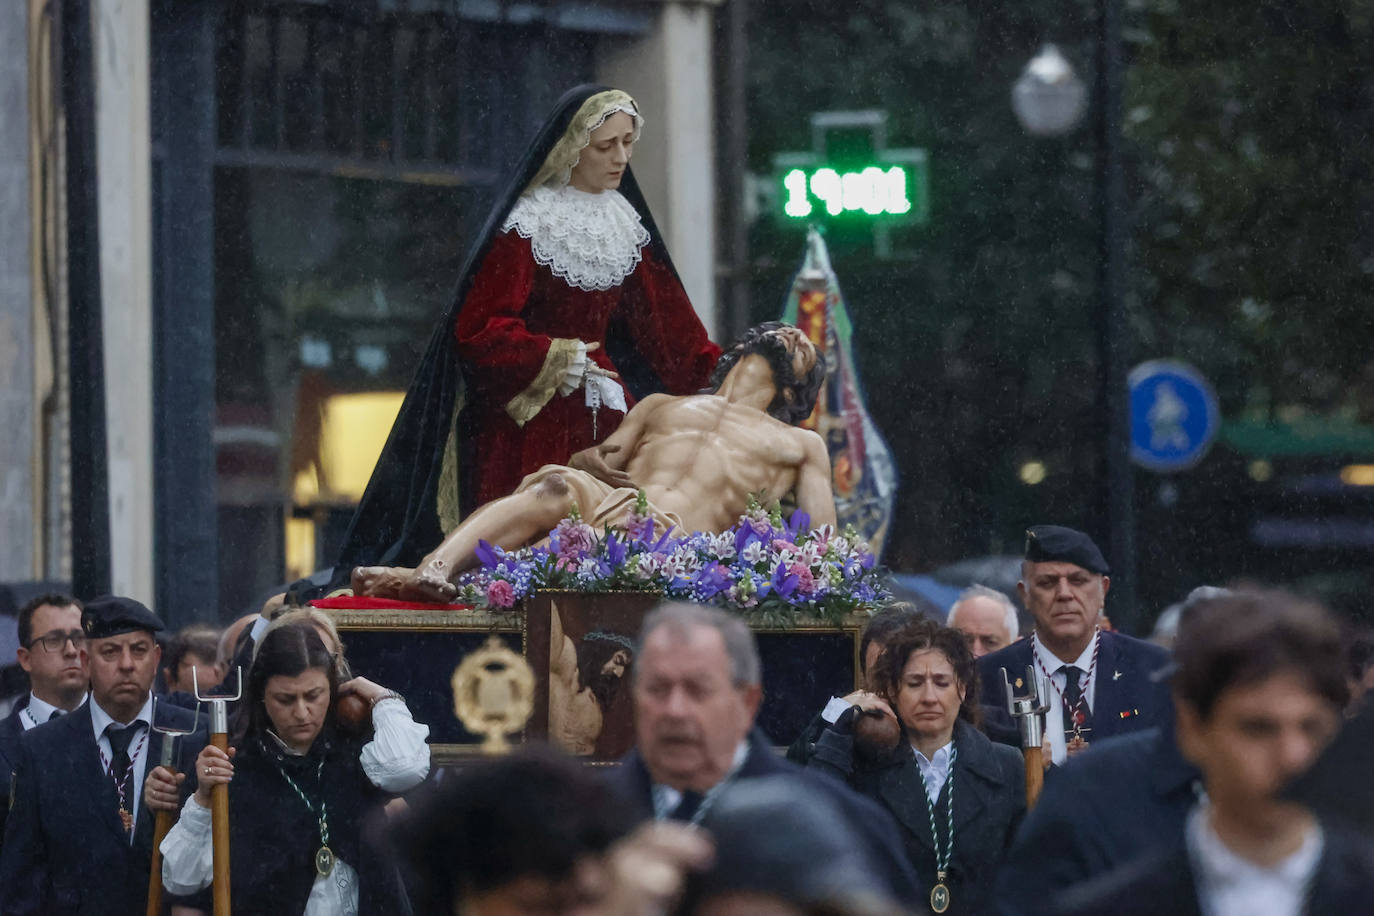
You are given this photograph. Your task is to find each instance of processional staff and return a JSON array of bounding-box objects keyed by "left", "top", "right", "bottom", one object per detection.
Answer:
[
  {"left": 146, "top": 696, "right": 199, "bottom": 916},
  {"left": 1001, "top": 666, "right": 1049, "bottom": 809},
  {"left": 194, "top": 668, "right": 242, "bottom": 916}
]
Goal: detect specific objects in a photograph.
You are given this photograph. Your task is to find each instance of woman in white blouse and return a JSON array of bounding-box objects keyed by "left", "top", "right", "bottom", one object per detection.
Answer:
[{"left": 152, "top": 621, "right": 429, "bottom": 915}]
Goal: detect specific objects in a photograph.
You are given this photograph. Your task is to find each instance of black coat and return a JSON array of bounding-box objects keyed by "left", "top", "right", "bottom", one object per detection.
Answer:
[
  {"left": 0, "top": 698, "right": 205, "bottom": 916},
  {"left": 212, "top": 731, "right": 412, "bottom": 916},
  {"left": 608, "top": 728, "right": 923, "bottom": 909},
  {"left": 1052, "top": 823, "right": 1374, "bottom": 916},
  {"left": 977, "top": 632, "right": 1172, "bottom": 746},
  {"left": 810, "top": 717, "right": 1025, "bottom": 916},
  {"left": 0, "top": 698, "right": 26, "bottom": 846},
  {"left": 992, "top": 727, "right": 1201, "bottom": 916}
]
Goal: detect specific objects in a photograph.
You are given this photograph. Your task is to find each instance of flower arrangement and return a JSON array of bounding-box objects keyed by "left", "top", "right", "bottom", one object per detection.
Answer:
[{"left": 453, "top": 493, "right": 889, "bottom": 625}]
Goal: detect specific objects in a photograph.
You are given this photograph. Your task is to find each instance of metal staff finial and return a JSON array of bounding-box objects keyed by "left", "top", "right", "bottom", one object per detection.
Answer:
[
  {"left": 193, "top": 667, "right": 242, "bottom": 916},
  {"left": 1001, "top": 665, "right": 1050, "bottom": 808},
  {"left": 147, "top": 695, "right": 200, "bottom": 916}
]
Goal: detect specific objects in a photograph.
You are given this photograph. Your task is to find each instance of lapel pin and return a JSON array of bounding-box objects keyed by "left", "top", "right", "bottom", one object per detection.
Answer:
[
  {"left": 1112, "top": 670, "right": 1122, "bottom": 680},
  {"left": 1014, "top": 677, "right": 1023, "bottom": 689},
  {"left": 1118, "top": 708, "right": 1138, "bottom": 719}
]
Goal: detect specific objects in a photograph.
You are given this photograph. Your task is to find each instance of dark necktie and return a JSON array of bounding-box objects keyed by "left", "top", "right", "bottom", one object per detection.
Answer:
[
  {"left": 49, "top": 710, "right": 61, "bottom": 722},
  {"left": 1060, "top": 666, "right": 1093, "bottom": 744},
  {"left": 668, "top": 790, "right": 703, "bottom": 822},
  {"left": 105, "top": 723, "right": 140, "bottom": 799}
]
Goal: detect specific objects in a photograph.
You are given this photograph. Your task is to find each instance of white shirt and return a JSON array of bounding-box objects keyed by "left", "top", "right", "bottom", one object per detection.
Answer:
[
  {"left": 160, "top": 698, "right": 430, "bottom": 915},
  {"left": 652, "top": 740, "right": 750, "bottom": 822},
  {"left": 90, "top": 693, "right": 155, "bottom": 837},
  {"left": 1033, "top": 632, "right": 1099, "bottom": 765},
  {"left": 912, "top": 740, "right": 954, "bottom": 806},
  {"left": 1186, "top": 803, "right": 1323, "bottom": 916},
  {"left": 21, "top": 692, "right": 86, "bottom": 730}
]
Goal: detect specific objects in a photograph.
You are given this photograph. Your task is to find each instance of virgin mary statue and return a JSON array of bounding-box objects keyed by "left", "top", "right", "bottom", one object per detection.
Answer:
[{"left": 329, "top": 85, "right": 721, "bottom": 580}]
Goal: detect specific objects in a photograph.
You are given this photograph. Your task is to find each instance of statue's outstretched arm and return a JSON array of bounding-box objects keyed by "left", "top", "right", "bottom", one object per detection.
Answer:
[{"left": 794, "top": 429, "right": 838, "bottom": 530}]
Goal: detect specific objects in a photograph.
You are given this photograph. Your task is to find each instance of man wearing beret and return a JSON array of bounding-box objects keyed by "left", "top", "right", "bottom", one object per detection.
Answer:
[
  {"left": 976, "top": 525, "right": 1172, "bottom": 766},
  {"left": 0, "top": 596, "right": 205, "bottom": 916}
]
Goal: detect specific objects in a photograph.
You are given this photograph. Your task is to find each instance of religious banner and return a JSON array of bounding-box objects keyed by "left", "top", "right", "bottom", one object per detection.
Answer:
[{"left": 780, "top": 228, "right": 897, "bottom": 556}]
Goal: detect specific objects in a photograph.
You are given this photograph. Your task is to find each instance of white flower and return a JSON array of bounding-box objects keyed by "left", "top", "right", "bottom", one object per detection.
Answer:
[
  {"left": 709, "top": 532, "right": 737, "bottom": 561},
  {"left": 634, "top": 554, "right": 661, "bottom": 578},
  {"left": 741, "top": 541, "right": 767, "bottom": 565}
]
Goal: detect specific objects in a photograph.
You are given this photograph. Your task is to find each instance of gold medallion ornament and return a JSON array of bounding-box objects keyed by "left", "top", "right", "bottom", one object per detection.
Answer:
[
  {"left": 930, "top": 875, "right": 951, "bottom": 913},
  {"left": 315, "top": 845, "right": 335, "bottom": 877},
  {"left": 452, "top": 635, "right": 535, "bottom": 755}
]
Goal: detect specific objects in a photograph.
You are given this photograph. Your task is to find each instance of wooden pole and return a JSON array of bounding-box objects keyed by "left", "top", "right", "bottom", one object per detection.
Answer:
[
  {"left": 210, "top": 728, "right": 230, "bottom": 916},
  {"left": 146, "top": 743, "right": 177, "bottom": 916},
  {"left": 1023, "top": 745, "right": 1044, "bottom": 809}
]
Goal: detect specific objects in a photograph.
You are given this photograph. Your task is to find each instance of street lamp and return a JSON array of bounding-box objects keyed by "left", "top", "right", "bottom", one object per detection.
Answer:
[
  {"left": 1011, "top": 44, "right": 1087, "bottom": 137},
  {"left": 1011, "top": 14, "right": 1137, "bottom": 633}
]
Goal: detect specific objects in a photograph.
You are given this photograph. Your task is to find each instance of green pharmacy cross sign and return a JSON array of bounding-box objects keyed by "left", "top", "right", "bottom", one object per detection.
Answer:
[{"left": 771, "top": 110, "right": 929, "bottom": 256}]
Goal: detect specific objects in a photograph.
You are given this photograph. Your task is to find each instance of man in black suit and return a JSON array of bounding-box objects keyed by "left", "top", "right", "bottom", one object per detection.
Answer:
[
  {"left": 1055, "top": 589, "right": 1374, "bottom": 915},
  {"left": 0, "top": 596, "right": 204, "bottom": 916},
  {"left": 977, "top": 526, "right": 1171, "bottom": 766},
  {"left": 0, "top": 594, "right": 90, "bottom": 844},
  {"left": 607, "top": 602, "right": 922, "bottom": 909}
]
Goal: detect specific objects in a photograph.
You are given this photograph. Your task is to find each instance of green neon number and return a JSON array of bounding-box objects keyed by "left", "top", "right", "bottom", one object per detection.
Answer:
[
  {"left": 783, "top": 169, "right": 812, "bottom": 218},
  {"left": 781, "top": 164, "right": 917, "bottom": 219}
]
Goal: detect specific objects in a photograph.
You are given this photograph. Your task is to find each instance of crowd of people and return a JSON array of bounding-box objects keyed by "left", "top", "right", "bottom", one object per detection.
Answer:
[
  {"left": 3, "top": 80, "right": 1371, "bottom": 916},
  {"left": 0, "top": 523, "right": 1371, "bottom": 915}
]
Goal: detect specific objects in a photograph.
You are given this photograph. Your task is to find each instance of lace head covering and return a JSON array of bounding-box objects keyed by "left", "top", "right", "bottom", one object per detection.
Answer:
[{"left": 525, "top": 90, "right": 643, "bottom": 192}]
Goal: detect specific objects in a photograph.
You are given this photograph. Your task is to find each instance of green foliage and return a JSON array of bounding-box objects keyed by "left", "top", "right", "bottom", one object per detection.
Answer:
[{"left": 745, "top": 0, "right": 1374, "bottom": 612}]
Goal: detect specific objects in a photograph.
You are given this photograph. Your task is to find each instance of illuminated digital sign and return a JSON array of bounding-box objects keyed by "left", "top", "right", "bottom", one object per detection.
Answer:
[{"left": 781, "top": 164, "right": 918, "bottom": 219}]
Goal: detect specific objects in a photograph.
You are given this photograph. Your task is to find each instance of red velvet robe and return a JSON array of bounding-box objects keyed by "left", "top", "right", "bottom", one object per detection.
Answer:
[{"left": 455, "top": 230, "right": 721, "bottom": 506}]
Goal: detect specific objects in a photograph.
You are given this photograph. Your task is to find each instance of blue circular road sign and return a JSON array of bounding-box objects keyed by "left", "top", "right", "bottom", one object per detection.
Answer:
[{"left": 1128, "top": 360, "right": 1220, "bottom": 472}]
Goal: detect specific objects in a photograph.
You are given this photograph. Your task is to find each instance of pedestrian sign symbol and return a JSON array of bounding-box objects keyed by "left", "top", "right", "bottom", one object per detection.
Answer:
[{"left": 1128, "top": 360, "right": 1219, "bottom": 472}]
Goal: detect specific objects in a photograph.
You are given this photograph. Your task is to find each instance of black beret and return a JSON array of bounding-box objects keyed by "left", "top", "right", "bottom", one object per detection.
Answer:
[
  {"left": 1024, "top": 525, "right": 1110, "bottom": 575},
  {"left": 81, "top": 595, "right": 165, "bottom": 639}
]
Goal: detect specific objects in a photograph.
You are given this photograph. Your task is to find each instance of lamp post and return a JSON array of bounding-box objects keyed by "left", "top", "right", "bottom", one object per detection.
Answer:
[{"left": 1013, "top": 5, "right": 1137, "bottom": 633}]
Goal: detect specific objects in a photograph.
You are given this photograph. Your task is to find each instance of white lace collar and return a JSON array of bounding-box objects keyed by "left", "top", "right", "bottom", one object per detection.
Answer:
[{"left": 502, "top": 185, "right": 651, "bottom": 292}]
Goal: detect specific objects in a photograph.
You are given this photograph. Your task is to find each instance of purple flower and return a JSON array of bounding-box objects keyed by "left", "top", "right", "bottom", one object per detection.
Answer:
[{"left": 475, "top": 540, "right": 504, "bottom": 568}]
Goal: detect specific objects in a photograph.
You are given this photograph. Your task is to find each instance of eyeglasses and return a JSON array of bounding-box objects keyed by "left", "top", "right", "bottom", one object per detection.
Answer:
[{"left": 29, "top": 630, "right": 88, "bottom": 653}]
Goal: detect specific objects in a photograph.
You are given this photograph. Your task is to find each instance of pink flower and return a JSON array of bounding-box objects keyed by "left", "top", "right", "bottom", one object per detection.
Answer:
[
  {"left": 553, "top": 519, "right": 596, "bottom": 559},
  {"left": 789, "top": 561, "right": 817, "bottom": 596},
  {"left": 486, "top": 580, "right": 516, "bottom": 608}
]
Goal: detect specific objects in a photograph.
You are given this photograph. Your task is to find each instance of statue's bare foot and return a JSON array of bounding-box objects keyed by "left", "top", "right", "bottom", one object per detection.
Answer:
[
  {"left": 351, "top": 564, "right": 458, "bottom": 603},
  {"left": 351, "top": 566, "right": 414, "bottom": 598}
]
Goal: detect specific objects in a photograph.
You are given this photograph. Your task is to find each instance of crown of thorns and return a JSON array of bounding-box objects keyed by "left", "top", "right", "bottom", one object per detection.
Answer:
[{"left": 583, "top": 630, "right": 634, "bottom": 652}]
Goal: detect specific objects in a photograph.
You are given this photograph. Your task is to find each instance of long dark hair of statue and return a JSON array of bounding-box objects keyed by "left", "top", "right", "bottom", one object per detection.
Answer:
[{"left": 708, "top": 322, "right": 826, "bottom": 426}]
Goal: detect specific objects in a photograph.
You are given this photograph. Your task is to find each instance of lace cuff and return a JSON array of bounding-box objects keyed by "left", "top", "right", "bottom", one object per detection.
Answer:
[
  {"left": 506, "top": 338, "right": 584, "bottom": 427},
  {"left": 160, "top": 795, "right": 214, "bottom": 894},
  {"left": 360, "top": 699, "right": 432, "bottom": 793},
  {"left": 557, "top": 341, "right": 590, "bottom": 396}
]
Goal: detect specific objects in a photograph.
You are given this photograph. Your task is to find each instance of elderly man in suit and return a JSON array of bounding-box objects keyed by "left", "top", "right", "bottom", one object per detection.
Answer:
[
  {"left": 0, "top": 594, "right": 89, "bottom": 846},
  {"left": 608, "top": 601, "right": 923, "bottom": 909},
  {"left": 977, "top": 526, "right": 1171, "bottom": 766},
  {"left": 0, "top": 596, "right": 204, "bottom": 916}
]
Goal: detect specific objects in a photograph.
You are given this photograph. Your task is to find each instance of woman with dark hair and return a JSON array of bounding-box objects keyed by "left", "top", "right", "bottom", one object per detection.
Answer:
[
  {"left": 333, "top": 85, "right": 721, "bottom": 580},
  {"left": 808, "top": 617, "right": 1024, "bottom": 916},
  {"left": 155, "top": 622, "right": 429, "bottom": 914}
]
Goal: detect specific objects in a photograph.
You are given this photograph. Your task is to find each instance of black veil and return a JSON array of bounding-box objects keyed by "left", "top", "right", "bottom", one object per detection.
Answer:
[{"left": 325, "top": 85, "right": 686, "bottom": 584}]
